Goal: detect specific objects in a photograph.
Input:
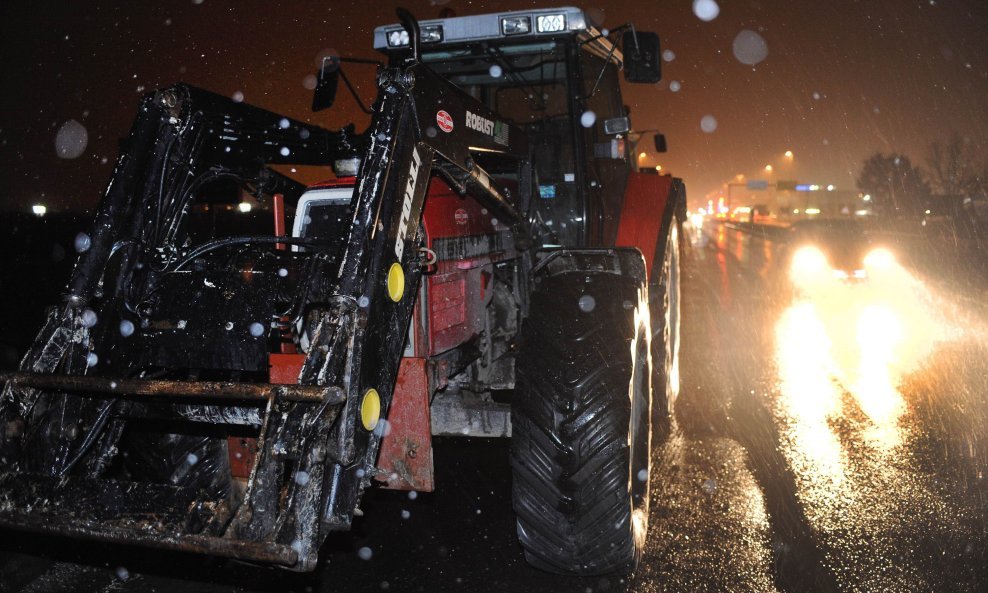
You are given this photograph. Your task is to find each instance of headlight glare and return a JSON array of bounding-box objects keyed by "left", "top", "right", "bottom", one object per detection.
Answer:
[
  {"left": 864, "top": 248, "right": 895, "bottom": 270},
  {"left": 792, "top": 246, "right": 829, "bottom": 275}
]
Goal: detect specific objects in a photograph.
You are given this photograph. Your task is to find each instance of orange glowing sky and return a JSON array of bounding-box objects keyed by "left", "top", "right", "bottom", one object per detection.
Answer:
[{"left": 1, "top": 0, "right": 986, "bottom": 212}]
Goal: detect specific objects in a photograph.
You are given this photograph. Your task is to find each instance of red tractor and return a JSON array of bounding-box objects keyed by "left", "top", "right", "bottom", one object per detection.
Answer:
[{"left": 0, "top": 6, "right": 684, "bottom": 575}]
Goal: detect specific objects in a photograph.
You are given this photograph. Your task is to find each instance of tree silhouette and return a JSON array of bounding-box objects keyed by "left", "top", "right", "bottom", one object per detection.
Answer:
[
  {"left": 857, "top": 153, "right": 930, "bottom": 217},
  {"left": 927, "top": 135, "right": 982, "bottom": 196}
]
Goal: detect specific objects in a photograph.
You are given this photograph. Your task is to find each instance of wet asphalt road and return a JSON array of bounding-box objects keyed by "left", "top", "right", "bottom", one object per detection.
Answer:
[{"left": 2, "top": 220, "right": 987, "bottom": 592}]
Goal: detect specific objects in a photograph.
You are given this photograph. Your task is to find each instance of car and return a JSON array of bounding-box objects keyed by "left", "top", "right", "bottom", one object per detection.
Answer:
[{"left": 787, "top": 218, "right": 896, "bottom": 287}]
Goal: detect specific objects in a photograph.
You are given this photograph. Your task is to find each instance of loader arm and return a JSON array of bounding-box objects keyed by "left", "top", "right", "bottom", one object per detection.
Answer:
[{"left": 0, "top": 53, "right": 531, "bottom": 570}]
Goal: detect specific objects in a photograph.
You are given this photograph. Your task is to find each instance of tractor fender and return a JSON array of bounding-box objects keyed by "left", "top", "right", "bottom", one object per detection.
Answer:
[{"left": 614, "top": 172, "right": 686, "bottom": 284}]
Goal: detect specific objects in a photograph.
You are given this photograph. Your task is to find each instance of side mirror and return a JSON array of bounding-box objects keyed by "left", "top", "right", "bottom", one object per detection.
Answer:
[
  {"left": 312, "top": 57, "right": 340, "bottom": 112},
  {"left": 654, "top": 134, "right": 667, "bottom": 153},
  {"left": 603, "top": 116, "right": 630, "bottom": 135},
  {"left": 623, "top": 31, "right": 661, "bottom": 83}
]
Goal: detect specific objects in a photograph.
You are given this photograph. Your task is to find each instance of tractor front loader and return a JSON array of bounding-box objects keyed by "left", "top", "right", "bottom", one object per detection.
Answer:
[{"left": 0, "top": 7, "right": 686, "bottom": 575}]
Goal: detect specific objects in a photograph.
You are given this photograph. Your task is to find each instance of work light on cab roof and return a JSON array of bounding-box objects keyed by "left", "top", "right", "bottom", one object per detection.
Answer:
[{"left": 375, "top": 7, "right": 583, "bottom": 49}]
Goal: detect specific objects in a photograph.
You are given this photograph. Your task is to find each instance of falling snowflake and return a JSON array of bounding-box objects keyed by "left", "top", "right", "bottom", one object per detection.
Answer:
[
  {"left": 55, "top": 120, "right": 88, "bottom": 159},
  {"left": 733, "top": 30, "right": 769, "bottom": 66},
  {"left": 74, "top": 232, "right": 91, "bottom": 253},
  {"left": 692, "top": 0, "right": 720, "bottom": 22}
]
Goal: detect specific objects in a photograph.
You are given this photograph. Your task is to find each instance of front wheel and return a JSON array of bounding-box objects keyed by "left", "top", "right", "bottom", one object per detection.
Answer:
[{"left": 511, "top": 267, "right": 652, "bottom": 575}]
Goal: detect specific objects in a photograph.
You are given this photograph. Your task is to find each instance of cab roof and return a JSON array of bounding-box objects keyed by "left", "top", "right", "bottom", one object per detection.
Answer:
[{"left": 373, "top": 7, "right": 623, "bottom": 67}]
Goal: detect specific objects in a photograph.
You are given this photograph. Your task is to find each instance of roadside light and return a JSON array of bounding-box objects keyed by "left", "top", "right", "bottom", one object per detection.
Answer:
[
  {"left": 501, "top": 16, "right": 532, "bottom": 35},
  {"left": 655, "top": 165, "right": 662, "bottom": 171},
  {"left": 238, "top": 202, "right": 252, "bottom": 213},
  {"left": 31, "top": 204, "right": 47, "bottom": 216},
  {"left": 784, "top": 150, "right": 794, "bottom": 159},
  {"left": 639, "top": 151, "right": 647, "bottom": 160},
  {"left": 765, "top": 165, "right": 773, "bottom": 173},
  {"left": 864, "top": 248, "right": 895, "bottom": 270}
]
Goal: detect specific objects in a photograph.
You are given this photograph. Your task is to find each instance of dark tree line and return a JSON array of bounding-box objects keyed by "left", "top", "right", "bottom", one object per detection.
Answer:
[
  {"left": 926, "top": 136, "right": 987, "bottom": 197},
  {"left": 857, "top": 134, "right": 987, "bottom": 218}
]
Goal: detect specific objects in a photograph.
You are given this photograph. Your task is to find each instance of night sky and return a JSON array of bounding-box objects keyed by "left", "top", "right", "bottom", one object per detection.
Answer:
[{"left": 1, "top": 0, "right": 986, "bottom": 213}]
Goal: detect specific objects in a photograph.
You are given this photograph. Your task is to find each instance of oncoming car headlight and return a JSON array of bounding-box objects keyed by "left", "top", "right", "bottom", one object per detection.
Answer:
[
  {"left": 863, "top": 247, "right": 895, "bottom": 270},
  {"left": 791, "top": 246, "right": 828, "bottom": 275},
  {"left": 790, "top": 245, "right": 831, "bottom": 289}
]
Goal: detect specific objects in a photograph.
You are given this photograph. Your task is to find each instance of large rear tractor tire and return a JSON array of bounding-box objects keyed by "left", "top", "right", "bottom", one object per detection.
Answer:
[
  {"left": 651, "top": 220, "right": 681, "bottom": 430},
  {"left": 511, "top": 268, "right": 652, "bottom": 575}
]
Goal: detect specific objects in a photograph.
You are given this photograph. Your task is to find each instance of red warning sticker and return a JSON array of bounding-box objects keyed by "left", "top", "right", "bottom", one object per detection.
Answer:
[
  {"left": 436, "top": 110, "right": 454, "bottom": 133},
  {"left": 454, "top": 208, "right": 468, "bottom": 225}
]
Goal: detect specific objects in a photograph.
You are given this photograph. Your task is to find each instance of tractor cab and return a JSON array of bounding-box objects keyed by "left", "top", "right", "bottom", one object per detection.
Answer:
[{"left": 363, "top": 7, "right": 661, "bottom": 248}]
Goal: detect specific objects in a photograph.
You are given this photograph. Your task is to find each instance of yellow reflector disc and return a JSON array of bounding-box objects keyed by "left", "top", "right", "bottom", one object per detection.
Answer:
[
  {"left": 360, "top": 388, "right": 381, "bottom": 431},
  {"left": 387, "top": 262, "right": 405, "bottom": 302}
]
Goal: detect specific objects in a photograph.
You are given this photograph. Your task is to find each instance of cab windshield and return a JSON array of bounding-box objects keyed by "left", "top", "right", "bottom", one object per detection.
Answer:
[{"left": 422, "top": 42, "right": 584, "bottom": 245}]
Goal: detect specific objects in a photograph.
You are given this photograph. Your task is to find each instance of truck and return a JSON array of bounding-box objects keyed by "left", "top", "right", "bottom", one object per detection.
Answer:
[{"left": 0, "top": 6, "right": 685, "bottom": 575}]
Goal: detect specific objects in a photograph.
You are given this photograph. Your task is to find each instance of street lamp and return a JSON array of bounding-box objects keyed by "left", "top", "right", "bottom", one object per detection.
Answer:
[
  {"left": 764, "top": 164, "right": 774, "bottom": 173},
  {"left": 784, "top": 150, "right": 794, "bottom": 160}
]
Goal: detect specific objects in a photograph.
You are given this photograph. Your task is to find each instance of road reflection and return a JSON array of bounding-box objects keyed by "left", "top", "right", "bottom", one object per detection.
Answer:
[
  {"left": 779, "top": 253, "right": 951, "bottom": 441},
  {"left": 775, "top": 301, "right": 851, "bottom": 517},
  {"left": 689, "top": 222, "right": 986, "bottom": 589},
  {"left": 853, "top": 303, "right": 906, "bottom": 443},
  {"left": 773, "top": 253, "right": 961, "bottom": 534}
]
